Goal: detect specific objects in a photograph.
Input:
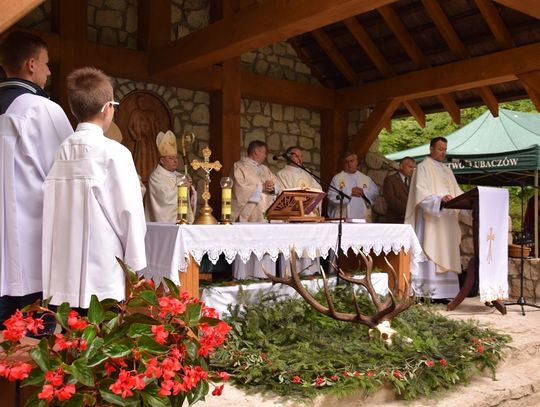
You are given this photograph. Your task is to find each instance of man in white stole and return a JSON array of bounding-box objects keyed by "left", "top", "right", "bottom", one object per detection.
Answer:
[
  {"left": 145, "top": 131, "right": 197, "bottom": 224},
  {"left": 405, "top": 137, "right": 462, "bottom": 300},
  {"left": 231, "top": 140, "right": 280, "bottom": 279},
  {"left": 327, "top": 152, "right": 379, "bottom": 221},
  {"left": 276, "top": 146, "right": 321, "bottom": 275}
]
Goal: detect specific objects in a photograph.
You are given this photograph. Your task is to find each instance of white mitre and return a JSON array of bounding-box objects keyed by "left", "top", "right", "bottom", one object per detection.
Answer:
[{"left": 156, "top": 130, "right": 177, "bottom": 157}]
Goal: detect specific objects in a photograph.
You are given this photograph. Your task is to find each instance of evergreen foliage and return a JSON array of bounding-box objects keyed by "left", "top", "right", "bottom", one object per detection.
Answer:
[{"left": 210, "top": 287, "right": 511, "bottom": 401}]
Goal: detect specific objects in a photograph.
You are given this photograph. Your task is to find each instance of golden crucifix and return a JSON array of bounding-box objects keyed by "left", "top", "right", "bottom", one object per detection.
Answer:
[
  {"left": 190, "top": 147, "right": 222, "bottom": 224},
  {"left": 486, "top": 227, "right": 495, "bottom": 264}
]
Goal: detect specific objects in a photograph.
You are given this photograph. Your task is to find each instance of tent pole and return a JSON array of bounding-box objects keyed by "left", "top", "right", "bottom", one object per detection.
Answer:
[{"left": 535, "top": 171, "right": 538, "bottom": 258}]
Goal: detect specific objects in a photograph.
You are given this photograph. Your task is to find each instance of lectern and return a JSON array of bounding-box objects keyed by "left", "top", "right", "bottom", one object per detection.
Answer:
[
  {"left": 266, "top": 188, "right": 326, "bottom": 222},
  {"left": 443, "top": 187, "right": 506, "bottom": 314}
]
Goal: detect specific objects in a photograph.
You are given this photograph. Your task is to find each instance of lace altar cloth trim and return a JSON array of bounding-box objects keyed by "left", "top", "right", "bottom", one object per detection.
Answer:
[{"left": 143, "top": 222, "right": 425, "bottom": 285}]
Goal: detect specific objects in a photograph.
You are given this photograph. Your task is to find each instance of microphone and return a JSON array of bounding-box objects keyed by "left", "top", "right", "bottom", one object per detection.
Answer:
[{"left": 272, "top": 152, "right": 292, "bottom": 161}]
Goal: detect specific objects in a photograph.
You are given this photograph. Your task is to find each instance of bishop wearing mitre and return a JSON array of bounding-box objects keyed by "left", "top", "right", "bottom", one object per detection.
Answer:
[{"left": 145, "top": 130, "right": 197, "bottom": 223}]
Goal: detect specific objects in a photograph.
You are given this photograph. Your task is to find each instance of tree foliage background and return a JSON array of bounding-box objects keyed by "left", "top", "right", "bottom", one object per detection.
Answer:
[{"left": 378, "top": 99, "right": 536, "bottom": 232}]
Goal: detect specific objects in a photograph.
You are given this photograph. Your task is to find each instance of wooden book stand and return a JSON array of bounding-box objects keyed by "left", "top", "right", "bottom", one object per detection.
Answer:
[{"left": 266, "top": 188, "right": 326, "bottom": 222}]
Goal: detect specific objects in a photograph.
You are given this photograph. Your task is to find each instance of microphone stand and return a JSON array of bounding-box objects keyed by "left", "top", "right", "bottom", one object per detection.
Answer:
[{"left": 283, "top": 157, "right": 351, "bottom": 284}]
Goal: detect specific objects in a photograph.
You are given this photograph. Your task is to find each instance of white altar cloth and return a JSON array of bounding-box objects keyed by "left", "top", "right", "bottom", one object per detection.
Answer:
[
  {"left": 143, "top": 222, "right": 424, "bottom": 285},
  {"left": 201, "top": 275, "right": 389, "bottom": 317}
]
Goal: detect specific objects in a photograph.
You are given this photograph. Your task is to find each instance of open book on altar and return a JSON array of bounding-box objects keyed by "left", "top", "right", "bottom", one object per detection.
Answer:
[{"left": 266, "top": 188, "right": 326, "bottom": 222}]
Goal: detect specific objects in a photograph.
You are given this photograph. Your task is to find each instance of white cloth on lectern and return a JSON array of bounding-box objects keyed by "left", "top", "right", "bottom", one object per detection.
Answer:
[{"left": 478, "top": 186, "right": 509, "bottom": 302}]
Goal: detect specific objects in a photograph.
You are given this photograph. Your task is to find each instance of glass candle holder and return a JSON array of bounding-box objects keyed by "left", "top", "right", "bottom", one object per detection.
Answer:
[
  {"left": 220, "top": 176, "right": 233, "bottom": 224},
  {"left": 176, "top": 174, "right": 189, "bottom": 224}
]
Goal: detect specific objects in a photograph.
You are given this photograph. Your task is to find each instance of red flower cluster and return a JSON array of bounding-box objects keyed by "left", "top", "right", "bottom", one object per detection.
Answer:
[
  {"left": 292, "top": 375, "right": 302, "bottom": 384},
  {"left": 151, "top": 324, "right": 169, "bottom": 344},
  {"left": 425, "top": 360, "right": 435, "bottom": 367},
  {"left": 212, "top": 384, "right": 224, "bottom": 396},
  {"left": 439, "top": 358, "right": 448, "bottom": 366},
  {"left": 2, "top": 310, "right": 44, "bottom": 342},
  {"left": 158, "top": 296, "right": 188, "bottom": 318},
  {"left": 67, "top": 310, "right": 88, "bottom": 330},
  {"left": 109, "top": 369, "right": 146, "bottom": 398},
  {"left": 38, "top": 368, "right": 76, "bottom": 402},
  {"left": 392, "top": 370, "right": 403, "bottom": 380},
  {"left": 0, "top": 360, "right": 32, "bottom": 381},
  {"left": 54, "top": 333, "right": 87, "bottom": 351},
  {"left": 198, "top": 321, "right": 231, "bottom": 357}
]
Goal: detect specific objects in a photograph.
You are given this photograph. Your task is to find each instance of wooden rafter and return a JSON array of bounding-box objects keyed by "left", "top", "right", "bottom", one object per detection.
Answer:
[
  {"left": 377, "top": 4, "right": 460, "bottom": 124},
  {"left": 337, "top": 42, "right": 540, "bottom": 108},
  {"left": 518, "top": 71, "right": 540, "bottom": 111},
  {"left": 138, "top": 0, "right": 170, "bottom": 50},
  {"left": 493, "top": 0, "right": 540, "bottom": 20},
  {"left": 150, "top": 0, "right": 399, "bottom": 75},
  {"left": 421, "top": 0, "right": 499, "bottom": 117},
  {"left": 351, "top": 99, "right": 401, "bottom": 155},
  {"left": 344, "top": 16, "right": 426, "bottom": 127},
  {"left": 0, "top": 0, "right": 44, "bottom": 34},
  {"left": 476, "top": 0, "right": 539, "bottom": 111},
  {"left": 311, "top": 28, "right": 361, "bottom": 84}
]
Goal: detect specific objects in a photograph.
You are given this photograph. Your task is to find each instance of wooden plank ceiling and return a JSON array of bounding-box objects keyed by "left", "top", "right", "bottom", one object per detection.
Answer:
[{"left": 2, "top": 0, "right": 540, "bottom": 151}]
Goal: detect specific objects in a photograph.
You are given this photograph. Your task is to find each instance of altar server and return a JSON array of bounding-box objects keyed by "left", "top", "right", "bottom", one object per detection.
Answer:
[
  {"left": 0, "top": 31, "right": 72, "bottom": 328},
  {"left": 145, "top": 130, "right": 197, "bottom": 224},
  {"left": 405, "top": 137, "right": 462, "bottom": 301},
  {"left": 42, "top": 67, "right": 147, "bottom": 309},
  {"left": 327, "top": 152, "right": 379, "bottom": 221}
]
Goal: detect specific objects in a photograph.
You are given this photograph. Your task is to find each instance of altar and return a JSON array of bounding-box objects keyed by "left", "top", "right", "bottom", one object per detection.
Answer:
[{"left": 142, "top": 222, "right": 424, "bottom": 298}]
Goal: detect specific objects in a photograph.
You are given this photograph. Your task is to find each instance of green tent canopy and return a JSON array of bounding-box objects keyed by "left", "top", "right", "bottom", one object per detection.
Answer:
[{"left": 385, "top": 109, "right": 540, "bottom": 186}]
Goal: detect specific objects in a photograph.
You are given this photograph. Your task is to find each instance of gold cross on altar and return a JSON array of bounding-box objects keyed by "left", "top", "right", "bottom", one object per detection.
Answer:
[
  {"left": 486, "top": 227, "right": 495, "bottom": 264},
  {"left": 190, "top": 147, "right": 222, "bottom": 224}
]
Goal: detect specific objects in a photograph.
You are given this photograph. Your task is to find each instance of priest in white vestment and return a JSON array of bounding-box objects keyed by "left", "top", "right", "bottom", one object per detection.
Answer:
[
  {"left": 231, "top": 140, "right": 280, "bottom": 279},
  {"left": 405, "top": 137, "right": 462, "bottom": 300},
  {"left": 327, "top": 152, "right": 379, "bottom": 221},
  {"left": 42, "top": 67, "right": 147, "bottom": 309},
  {"left": 145, "top": 131, "right": 197, "bottom": 224},
  {"left": 276, "top": 146, "right": 321, "bottom": 275},
  {"left": 0, "top": 32, "right": 73, "bottom": 328}
]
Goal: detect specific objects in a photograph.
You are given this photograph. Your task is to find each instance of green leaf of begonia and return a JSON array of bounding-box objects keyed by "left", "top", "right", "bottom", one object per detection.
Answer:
[
  {"left": 183, "top": 339, "right": 198, "bottom": 360},
  {"left": 22, "top": 391, "right": 48, "bottom": 407},
  {"left": 30, "top": 338, "right": 50, "bottom": 372},
  {"left": 65, "top": 393, "right": 85, "bottom": 407},
  {"left": 56, "top": 302, "right": 71, "bottom": 330},
  {"left": 21, "top": 367, "right": 44, "bottom": 387},
  {"left": 138, "top": 290, "right": 159, "bottom": 307},
  {"left": 82, "top": 325, "right": 98, "bottom": 343},
  {"left": 163, "top": 277, "right": 180, "bottom": 298},
  {"left": 124, "top": 313, "right": 160, "bottom": 325},
  {"left": 127, "top": 323, "right": 153, "bottom": 338},
  {"left": 99, "top": 389, "right": 139, "bottom": 407},
  {"left": 137, "top": 335, "right": 169, "bottom": 355},
  {"left": 184, "top": 303, "right": 202, "bottom": 327},
  {"left": 141, "top": 388, "right": 172, "bottom": 407},
  {"left": 88, "top": 295, "right": 105, "bottom": 325},
  {"left": 87, "top": 351, "right": 108, "bottom": 368},
  {"left": 186, "top": 379, "right": 209, "bottom": 405},
  {"left": 103, "top": 341, "right": 132, "bottom": 358},
  {"left": 68, "top": 358, "right": 95, "bottom": 387}
]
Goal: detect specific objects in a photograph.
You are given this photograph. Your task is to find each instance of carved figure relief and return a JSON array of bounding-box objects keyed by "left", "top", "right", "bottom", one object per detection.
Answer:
[{"left": 115, "top": 91, "right": 172, "bottom": 183}]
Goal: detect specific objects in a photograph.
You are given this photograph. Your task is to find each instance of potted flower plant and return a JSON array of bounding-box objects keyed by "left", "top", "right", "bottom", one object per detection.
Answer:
[{"left": 0, "top": 262, "right": 231, "bottom": 406}]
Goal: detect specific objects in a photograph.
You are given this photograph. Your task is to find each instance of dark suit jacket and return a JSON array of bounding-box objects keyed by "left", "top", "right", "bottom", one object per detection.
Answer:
[{"left": 382, "top": 172, "right": 409, "bottom": 223}]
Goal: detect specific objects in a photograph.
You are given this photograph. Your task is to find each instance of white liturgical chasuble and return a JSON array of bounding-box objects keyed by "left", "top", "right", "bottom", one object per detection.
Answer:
[
  {"left": 405, "top": 156, "right": 462, "bottom": 299},
  {"left": 231, "top": 157, "right": 280, "bottom": 222},
  {"left": 0, "top": 93, "right": 72, "bottom": 296},
  {"left": 327, "top": 171, "right": 379, "bottom": 220},
  {"left": 42, "top": 123, "right": 147, "bottom": 308},
  {"left": 145, "top": 164, "right": 197, "bottom": 224}
]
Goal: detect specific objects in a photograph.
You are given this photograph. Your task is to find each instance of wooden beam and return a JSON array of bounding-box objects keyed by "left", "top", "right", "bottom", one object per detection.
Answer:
[
  {"left": 337, "top": 42, "right": 540, "bottom": 108},
  {"left": 343, "top": 17, "right": 394, "bottom": 77},
  {"left": 475, "top": 0, "right": 515, "bottom": 49},
  {"left": 422, "top": 0, "right": 500, "bottom": 117},
  {"left": 50, "top": 0, "right": 88, "bottom": 114},
  {"left": 0, "top": 0, "right": 44, "bottom": 34},
  {"left": 378, "top": 4, "right": 428, "bottom": 68},
  {"left": 150, "top": 0, "right": 398, "bottom": 75},
  {"left": 493, "top": 0, "right": 540, "bottom": 20},
  {"left": 138, "top": 0, "right": 170, "bottom": 50},
  {"left": 351, "top": 99, "right": 401, "bottom": 155},
  {"left": 403, "top": 100, "right": 426, "bottom": 127},
  {"left": 518, "top": 71, "right": 540, "bottom": 111},
  {"left": 437, "top": 93, "right": 461, "bottom": 124},
  {"left": 312, "top": 28, "right": 361, "bottom": 84},
  {"left": 320, "top": 108, "right": 348, "bottom": 191},
  {"left": 241, "top": 70, "right": 335, "bottom": 110}
]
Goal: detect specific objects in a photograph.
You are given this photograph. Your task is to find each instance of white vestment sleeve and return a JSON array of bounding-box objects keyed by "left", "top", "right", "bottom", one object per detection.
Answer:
[{"left": 420, "top": 195, "right": 443, "bottom": 216}]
